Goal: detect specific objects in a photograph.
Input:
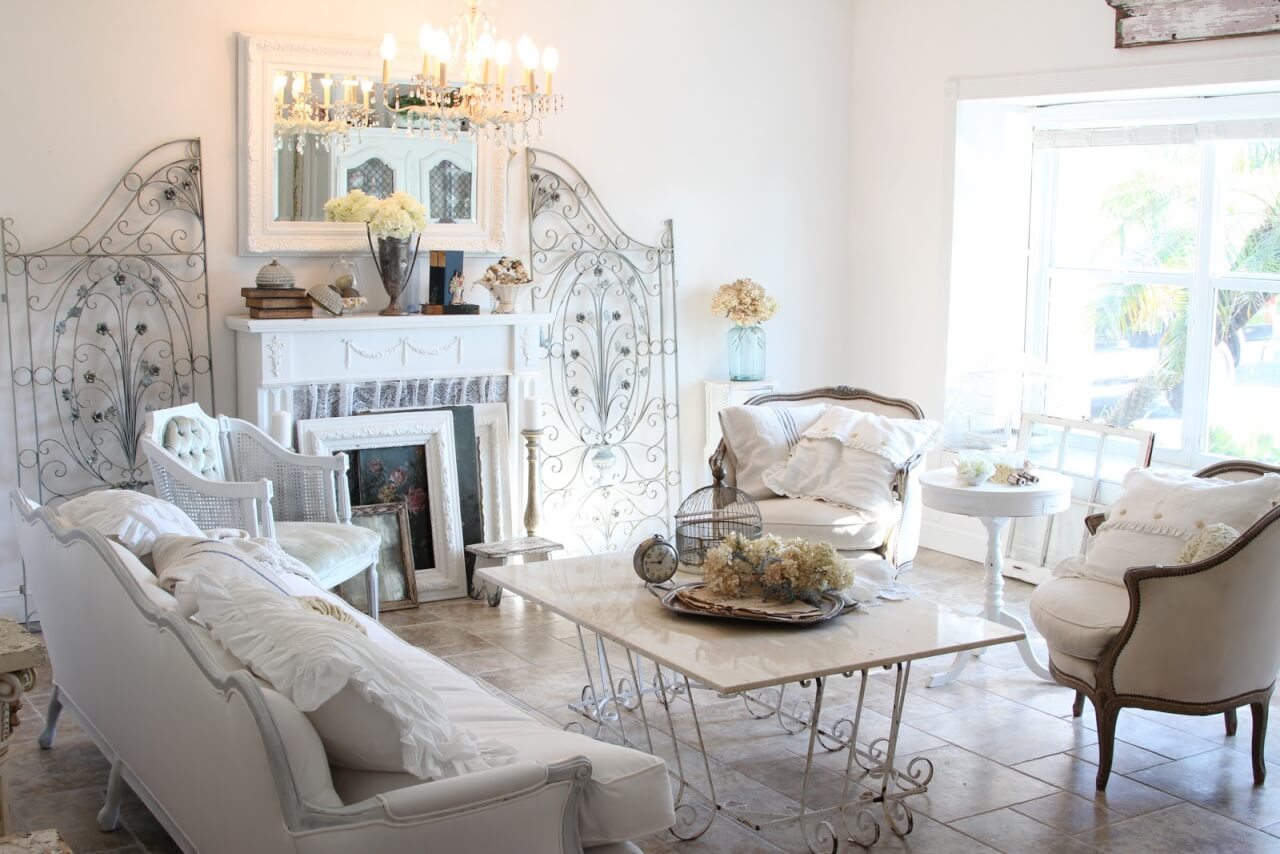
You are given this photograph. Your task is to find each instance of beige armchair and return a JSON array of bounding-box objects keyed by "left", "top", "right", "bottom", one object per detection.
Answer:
[
  {"left": 1030, "top": 460, "right": 1280, "bottom": 790},
  {"left": 709, "top": 386, "right": 926, "bottom": 571}
]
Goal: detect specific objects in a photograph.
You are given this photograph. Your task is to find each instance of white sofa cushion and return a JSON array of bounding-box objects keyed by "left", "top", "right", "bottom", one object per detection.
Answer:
[
  {"left": 1063, "top": 469, "right": 1280, "bottom": 587},
  {"left": 1030, "top": 575, "right": 1130, "bottom": 660},
  {"left": 755, "top": 498, "right": 890, "bottom": 551},
  {"left": 152, "top": 536, "right": 293, "bottom": 616},
  {"left": 330, "top": 655, "right": 675, "bottom": 848},
  {"left": 57, "top": 489, "right": 203, "bottom": 555},
  {"left": 718, "top": 403, "right": 828, "bottom": 499},
  {"left": 275, "top": 521, "right": 379, "bottom": 589},
  {"left": 191, "top": 571, "right": 515, "bottom": 781},
  {"left": 762, "top": 408, "right": 939, "bottom": 515}
]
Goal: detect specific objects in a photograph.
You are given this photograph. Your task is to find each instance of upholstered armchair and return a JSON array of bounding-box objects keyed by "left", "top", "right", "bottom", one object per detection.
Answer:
[
  {"left": 709, "top": 386, "right": 926, "bottom": 572},
  {"left": 1030, "top": 460, "right": 1280, "bottom": 790},
  {"left": 139, "top": 404, "right": 381, "bottom": 618}
]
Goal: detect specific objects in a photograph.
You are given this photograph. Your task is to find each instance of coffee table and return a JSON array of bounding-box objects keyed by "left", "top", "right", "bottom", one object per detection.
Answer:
[{"left": 478, "top": 555, "right": 1023, "bottom": 851}]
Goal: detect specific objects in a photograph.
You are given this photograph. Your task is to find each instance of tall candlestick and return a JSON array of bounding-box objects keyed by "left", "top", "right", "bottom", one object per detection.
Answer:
[{"left": 522, "top": 428, "right": 545, "bottom": 537}]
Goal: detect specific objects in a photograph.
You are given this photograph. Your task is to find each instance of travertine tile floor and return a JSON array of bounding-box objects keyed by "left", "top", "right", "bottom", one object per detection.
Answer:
[{"left": 10, "top": 548, "right": 1280, "bottom": 853}]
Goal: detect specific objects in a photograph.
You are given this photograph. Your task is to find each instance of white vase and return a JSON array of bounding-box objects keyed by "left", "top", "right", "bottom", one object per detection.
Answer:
[{"left": 488, "top": 283, "right": 526, "bottom": 314}]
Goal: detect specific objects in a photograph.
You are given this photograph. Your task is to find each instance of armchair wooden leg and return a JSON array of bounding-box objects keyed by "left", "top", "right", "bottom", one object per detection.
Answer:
[
  {"left": 1094, "top": 703, "right": 1120, "bottom": 790},
  {"left": 1251, "top": 700, "right": 1269, "bottom": 785},
  {"left": 1072, "top": 691, "right": 1085, "bottom": 718},
  {"left": 1226, "top": 708, "right": 1239, "bottom": 736}
]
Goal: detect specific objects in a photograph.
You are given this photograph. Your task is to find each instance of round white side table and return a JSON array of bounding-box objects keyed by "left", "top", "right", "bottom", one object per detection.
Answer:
[{"left": 920, "top": 467, "right": 1073, "bottom": 688}]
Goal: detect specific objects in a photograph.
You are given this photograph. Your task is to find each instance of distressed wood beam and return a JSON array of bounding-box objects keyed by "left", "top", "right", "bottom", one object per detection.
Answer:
[{"left": 1106, "top": 0, "right": 1280, "bottom": 47}]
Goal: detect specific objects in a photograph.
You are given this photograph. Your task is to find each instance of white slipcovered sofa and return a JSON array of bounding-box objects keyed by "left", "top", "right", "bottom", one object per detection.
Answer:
[{"left": 11, "top": 491, "right": 674, "bottom": 853}]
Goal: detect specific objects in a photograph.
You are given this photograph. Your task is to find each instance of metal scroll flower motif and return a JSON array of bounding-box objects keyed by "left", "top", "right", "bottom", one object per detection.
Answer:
[
  {"left": 526, "top": 148, "right": 680, "bottom": 555},
  {"left": 2, "top": 139, "right": 214, "bottom": 501}
]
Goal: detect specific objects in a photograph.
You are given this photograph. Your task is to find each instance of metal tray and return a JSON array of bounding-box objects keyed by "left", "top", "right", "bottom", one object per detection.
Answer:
[{"left": 658, "top": 583, "right": 856, "bottom": 625}]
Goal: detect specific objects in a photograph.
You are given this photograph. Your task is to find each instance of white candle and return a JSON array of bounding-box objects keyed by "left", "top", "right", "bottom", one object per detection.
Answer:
[
  {"left": 521, "top": 395, "right": 542, "bottom": 432},
  {"left": 270, "top": 410, "right": 293, "bottom": 449}
]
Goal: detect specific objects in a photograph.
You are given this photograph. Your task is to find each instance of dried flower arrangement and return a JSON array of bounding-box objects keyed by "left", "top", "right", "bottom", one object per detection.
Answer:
[
  {"left": 702, "top": 532, "right": 851, "bottom": 604},
  {"left": 710, "top": 278, "right": 779, "bottom": 327},
  {"left": 478, "top": 257, "right": 532, "bottom": 286}
]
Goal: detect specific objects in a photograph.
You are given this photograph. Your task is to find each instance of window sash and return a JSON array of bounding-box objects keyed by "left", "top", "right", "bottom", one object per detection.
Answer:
[{"left": 1026, "top": 132, "right": 1280, "bottom": 468}]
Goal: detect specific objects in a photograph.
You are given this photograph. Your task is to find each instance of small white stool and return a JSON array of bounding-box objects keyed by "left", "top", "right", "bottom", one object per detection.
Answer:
[{"left": 467, "top": 537, "right": 564, "bottom": 606}]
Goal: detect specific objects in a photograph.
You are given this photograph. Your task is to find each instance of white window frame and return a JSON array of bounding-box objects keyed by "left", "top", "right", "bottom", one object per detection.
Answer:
[{"left": 1024, "top": 98, "right": 1280, "bottom": 469}]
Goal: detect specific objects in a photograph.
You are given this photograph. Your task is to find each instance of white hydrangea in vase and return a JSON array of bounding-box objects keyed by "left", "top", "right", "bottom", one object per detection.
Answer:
[
  {"left": 325, "top": 190, "right": 428, "bottom": 316},
  {"left": 711, "top": 278, "right": 778, "bottom": 381}
]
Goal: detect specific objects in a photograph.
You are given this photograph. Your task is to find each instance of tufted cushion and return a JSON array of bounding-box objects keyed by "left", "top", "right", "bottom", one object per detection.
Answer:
[
  {"left": 162, "top": 415, "right": 223, "bottom": 480},
  {"left": 1030, "top": 575, "right": 1130, "bottom": 661},
  {"left": 276, "top": 522, "right": 380, "bottom": 590},
  {"left": 756, "top": 497, "right": 891, "bottom": 551}
]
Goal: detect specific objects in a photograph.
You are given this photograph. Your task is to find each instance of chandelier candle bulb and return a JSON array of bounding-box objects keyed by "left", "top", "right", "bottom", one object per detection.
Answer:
[
  {"left": 379, "top": 33, "right": 397, "bottom": 85},
  {"left": 496, "top": 39, "right": 512, "bottom": 87},
  {"left": 542, "top": 46, "right": 558, "bottom": 96},
  {"left": 273, "top": 73, "right": 286, "bottom": 106},
  {"left": 320, "top": 76, "right": 332, "bottom": 107},
  {"left": 360, "top": 78, "right": 371, "bottom": 109}
]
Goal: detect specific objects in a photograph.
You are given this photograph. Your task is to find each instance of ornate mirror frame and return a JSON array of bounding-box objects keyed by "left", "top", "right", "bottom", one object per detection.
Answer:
[{"left": 238, "top": 33, "right": 508, "bottom": 255}]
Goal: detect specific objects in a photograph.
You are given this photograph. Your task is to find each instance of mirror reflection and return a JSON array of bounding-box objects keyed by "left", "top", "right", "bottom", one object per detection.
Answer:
[{"left": 272, "top": 75, "right": 478, "bottom": 225}]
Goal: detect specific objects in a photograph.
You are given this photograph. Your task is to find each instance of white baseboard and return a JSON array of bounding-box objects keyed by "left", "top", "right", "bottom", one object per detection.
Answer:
[{"left": 920, "top": 509, "right": 1049, "bottom": 587}]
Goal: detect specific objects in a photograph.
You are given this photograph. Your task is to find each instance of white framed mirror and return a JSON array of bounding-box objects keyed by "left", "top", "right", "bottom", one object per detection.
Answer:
[{"left": 238, "top": 33, "right": 509, "bottom": 255}]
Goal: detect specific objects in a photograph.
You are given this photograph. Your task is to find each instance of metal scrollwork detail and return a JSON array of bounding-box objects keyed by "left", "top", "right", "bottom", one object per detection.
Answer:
[
  {"left": 527, "top": 149, "right": 680, "bottom": 554},
  {"left": 3, "top": 139, "right": 214, "bottom": 504}
]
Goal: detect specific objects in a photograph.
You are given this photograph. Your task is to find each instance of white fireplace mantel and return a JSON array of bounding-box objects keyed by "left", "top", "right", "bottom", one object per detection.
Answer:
[{"left": 225, "top": 313, "right": 552, "bottom": 428}]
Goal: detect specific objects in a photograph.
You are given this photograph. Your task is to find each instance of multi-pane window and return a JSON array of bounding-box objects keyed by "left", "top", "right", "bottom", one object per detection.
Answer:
[{"left": 1027, "top": 127, "right": 1280, "bottom": 465}]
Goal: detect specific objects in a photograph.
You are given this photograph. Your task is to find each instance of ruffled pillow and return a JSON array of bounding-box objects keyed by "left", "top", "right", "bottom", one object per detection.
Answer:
[
  {"left": 1055, "top": 469, "right": 1280, "bottom": 586},
  {"left": 190, "top": 570, "right": 515, "bottom": 780},
  {"left": 56, "top": 489, "right": 203, "bottom": 555},
  {"left": 762, "top": 408, "right": 940, "bottom": 515},
  {"left": 152, "top": 535, "right": 294, "bottom": 616}
]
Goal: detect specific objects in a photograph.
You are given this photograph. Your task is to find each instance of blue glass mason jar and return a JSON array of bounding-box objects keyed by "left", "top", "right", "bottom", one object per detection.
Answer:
[{"left": 727, "top": 324, "right": 766, "bottom": 381}]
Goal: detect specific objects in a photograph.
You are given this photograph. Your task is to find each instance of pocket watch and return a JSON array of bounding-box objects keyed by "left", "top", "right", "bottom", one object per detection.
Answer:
[{"left": 633, "top": 534, "right": 680, "bottom": 585}]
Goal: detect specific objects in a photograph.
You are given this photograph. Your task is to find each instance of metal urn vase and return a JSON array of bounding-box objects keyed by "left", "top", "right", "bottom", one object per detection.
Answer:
[{"left": 370, "top": 232, "right": 422, "bottom": 316}]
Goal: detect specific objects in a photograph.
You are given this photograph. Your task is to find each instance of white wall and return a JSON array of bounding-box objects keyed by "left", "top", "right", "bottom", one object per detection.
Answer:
[
  {"left": 847, "top": 0, "right": 1280, "bottom": 419},
  {"left": 0, "top": 0, "right": 854, "bottom": 613},
  {"left": 847, "top": 0, "right": 1280, "bottom": 561}
]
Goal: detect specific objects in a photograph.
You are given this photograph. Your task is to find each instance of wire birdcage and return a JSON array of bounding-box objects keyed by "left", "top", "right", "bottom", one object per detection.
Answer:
[{"left": 674, "top": 485, "right": 763, "bottom": 568}]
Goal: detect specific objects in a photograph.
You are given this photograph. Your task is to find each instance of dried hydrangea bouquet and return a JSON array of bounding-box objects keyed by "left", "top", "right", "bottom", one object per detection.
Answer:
[
  {"left": 711, "top": 278, "right": 779, "bottom": 381},
  {"left": 702, "top": 532, "right": 851, "bottom": 606},
  {"left": 478, "top": 257, "right": 533, "bottom": 314},
  {"left": 324, "top": 190, "right": 428, "bottom": 316}
]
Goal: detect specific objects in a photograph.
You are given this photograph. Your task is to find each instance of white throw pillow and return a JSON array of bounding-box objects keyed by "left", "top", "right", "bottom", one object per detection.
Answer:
[
  {"left": 191, "top": 570, "right": 515, "bottom": 780},
  {"left": 762, "top": 408, "right": 940, "bottom": 515},
  {"left": 1069, "top": 469, "right": 1280, "bottom": 586},
  {"left": 153, "top": 535, "right": 293, "bottom": 616},
  {"left": 718, "top": 403, "right": 829, "bottom": 499},
  {"left": 57, "top": 489, "right": 203, "bottom": 556}
]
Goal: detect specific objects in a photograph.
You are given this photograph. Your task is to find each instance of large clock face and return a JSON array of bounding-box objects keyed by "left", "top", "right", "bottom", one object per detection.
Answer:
[{"left": 634, "top": 536, "right": 678, "bottom": 584}]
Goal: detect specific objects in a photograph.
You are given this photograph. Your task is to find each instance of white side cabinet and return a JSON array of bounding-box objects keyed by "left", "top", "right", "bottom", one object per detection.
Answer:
[{"left": 703, "top": 379, "right": 776, "bottom": 477}]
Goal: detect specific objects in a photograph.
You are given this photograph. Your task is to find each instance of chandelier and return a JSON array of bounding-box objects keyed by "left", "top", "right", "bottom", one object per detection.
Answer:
[
  {"left": 272, "top": 71, "right": 378, "bottom": 155},
  {"left": 382, "top": 0, "right": 562, "bottom": 144}
]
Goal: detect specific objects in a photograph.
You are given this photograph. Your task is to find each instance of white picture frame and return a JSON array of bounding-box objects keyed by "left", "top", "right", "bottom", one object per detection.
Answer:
[
  {"left": 297, "top": 410, "right": 467, "bottom": 601},
  {"left": 238, "top": 32, "right": 509, "bottom": 255}
]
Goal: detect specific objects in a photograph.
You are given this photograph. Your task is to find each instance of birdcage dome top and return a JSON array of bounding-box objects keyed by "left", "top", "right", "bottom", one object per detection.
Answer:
[{"left": 675, "top": 485, "right": 763, "bottom": 568}]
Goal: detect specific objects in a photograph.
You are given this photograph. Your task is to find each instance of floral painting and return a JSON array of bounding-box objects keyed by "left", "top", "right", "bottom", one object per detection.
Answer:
[{"left": 352, "top": 445, "right": 434, "bottom": 569}]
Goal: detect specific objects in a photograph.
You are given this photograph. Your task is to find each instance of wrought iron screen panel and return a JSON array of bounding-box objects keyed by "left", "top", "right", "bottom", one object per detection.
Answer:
[
  {"left": 527, "top": 149, "right": 680, "bottom": 554},
  {"left": 3, "top": 139, "right": 214, "bottom": 503}
]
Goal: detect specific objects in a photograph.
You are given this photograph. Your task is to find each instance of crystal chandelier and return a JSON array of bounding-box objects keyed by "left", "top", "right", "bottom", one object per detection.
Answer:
[
  {"left": 381, "top": 0, "right": 562, "bottom": 144},
  {"left": 272, "top": 71, "right": 377, "bottom": 155}
]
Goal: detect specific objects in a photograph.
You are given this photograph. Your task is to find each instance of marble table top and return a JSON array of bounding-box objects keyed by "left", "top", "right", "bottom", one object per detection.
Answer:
[
  {"left": 0, "top": 620, "right": 44, "bottom": 675},
  {"left": 479, "top": 556, "right": 1023, "bottom": 694},
  {"left": 466, "top": 536, "right": 565, "bottom": 558}
]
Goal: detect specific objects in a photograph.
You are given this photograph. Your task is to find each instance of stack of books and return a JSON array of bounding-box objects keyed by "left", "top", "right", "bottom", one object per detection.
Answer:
[{"left": 241, "top": 287, "right": 314, "bottom": 319}]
